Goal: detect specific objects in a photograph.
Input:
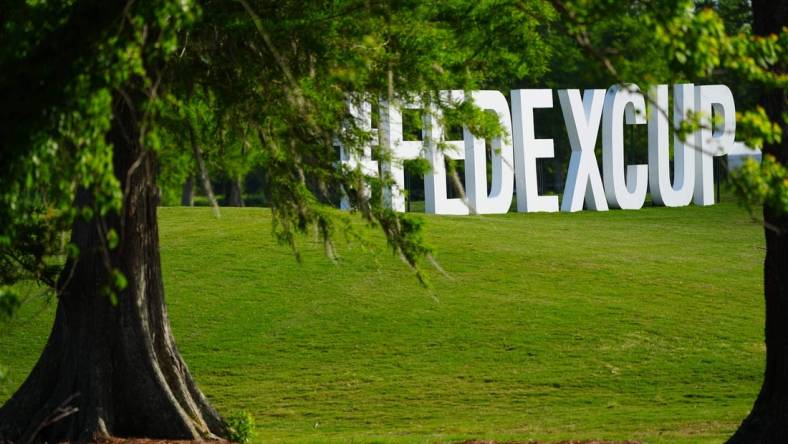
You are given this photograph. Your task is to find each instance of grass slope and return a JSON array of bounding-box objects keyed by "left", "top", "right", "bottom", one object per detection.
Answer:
[{"left": 0, "top": 202, "right": 765, "bottom": 443}]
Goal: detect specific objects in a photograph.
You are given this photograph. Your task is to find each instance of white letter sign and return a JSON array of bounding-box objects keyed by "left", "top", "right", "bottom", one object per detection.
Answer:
[
  {"left": 602, "top": 85, "right": 648, "bottom": 210},
  {"left": 558, "top": 89, "right": 608, "bottom": 212},
  {"left": 464, "top": 90, "right": 515, "bottom": 214},
  {"left": 424, "top": 91, "right": 468, "bottom": 215},
  {"left": 351, "top": 83, "right": 741, "bottom": 216},
  {"left": 648, "top": 84, "right": 695, "bottom": 207},
  {"left": 694, "top": 84, "right": 736, "bottom": 206},
  {"left": 512, "top": 89, "right": 559, "bottom": 213}
]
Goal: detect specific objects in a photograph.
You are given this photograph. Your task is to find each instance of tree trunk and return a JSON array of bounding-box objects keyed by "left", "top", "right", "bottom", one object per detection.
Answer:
[
  {"left": 181, "top": 176, "right": 195, "bottom": 207},
  {"left": 189, "top": 126, "right": 221, "bottom": 218},
  {"left": 225, "top": 178, "right": 244, "bottom": 207},
  {"left": 0, "top": 93, "right": 226, "bottom": 442},
  {"left": 727, "top": 1, "right": 788, "bottom": 442}
]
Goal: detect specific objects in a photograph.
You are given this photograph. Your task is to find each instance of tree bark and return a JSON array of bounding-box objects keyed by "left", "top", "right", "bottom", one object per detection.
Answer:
[
  {"left": 0, "top": 93, "right": 226, "bottom": 442},
  {"left": 181, "top": 176, "right": 195, "bottom": 207},
  {"left": 727, "top": 1, "right": 788, "bottom": 442},
  {"left": 224, "top": 178, "right": 244, "bottom": 207}
]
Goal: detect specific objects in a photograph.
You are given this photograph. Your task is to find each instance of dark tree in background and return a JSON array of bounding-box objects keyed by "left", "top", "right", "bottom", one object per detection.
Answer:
[{"left": 727, "top": 0, "right": 788, "bottom": 442}]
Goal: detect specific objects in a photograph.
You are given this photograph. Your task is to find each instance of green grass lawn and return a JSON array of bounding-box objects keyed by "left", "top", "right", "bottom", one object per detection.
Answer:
[{"left": 0, "top": 201, "right": 765, "bottom": 443}]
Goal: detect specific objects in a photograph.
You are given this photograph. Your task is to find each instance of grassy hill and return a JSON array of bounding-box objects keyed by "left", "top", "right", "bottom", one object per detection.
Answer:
[{"left": 0, "top": 201, "right": 765, "bottom": 443}]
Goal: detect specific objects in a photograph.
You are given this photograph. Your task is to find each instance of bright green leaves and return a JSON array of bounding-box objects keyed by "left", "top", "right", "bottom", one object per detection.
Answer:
[
  {"left": 737, "top": 107, "right": 783, "bottom": 150},
  {"left": 725, "top": 31, "right": 788, "bottom": 88},
  {"left": 442, "top": 99, "right": 508, "bottom": 143},
  {"left": 655, "top": 3, "right": 786, "bottom": 89},
  {"left": 226, "top": 411, "right": 256, "bottom": 444},
  {"left": 373, "top": 208, "right": 433, "bottom": 286},
  {"left": 101, "top": 268, "right": 129, "bottom": 307},
  {"left": 106, "top": 229, "right": 120, "bottom": 251},
  {"left": 656, "top": 5, "right": 729, "bottom": 78},
  {"left": 0, "top": 1, "right": 197, "bottom": 311},
  {"left": 403, "top": 158, "right": 432, "bottom": 178},
  {"left": 731, "top": 155, "right": 788, "bottom": 216}
]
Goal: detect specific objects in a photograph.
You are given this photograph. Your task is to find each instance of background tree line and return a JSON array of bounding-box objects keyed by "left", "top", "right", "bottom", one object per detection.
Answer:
[{"left": 157, "top": 0, "right": 757, "bottom": 212}]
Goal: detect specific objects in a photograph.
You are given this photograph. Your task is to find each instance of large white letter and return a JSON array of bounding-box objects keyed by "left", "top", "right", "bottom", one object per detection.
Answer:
[
  {"left": 512, "top": 89, "right": 559, "bottom": 213},
  {"left": 463, "top": 90, "right": 515, "bottom": 214},
  {"left": 694, "top": 84, "right": 736, "bottom": 206},
  {"left": 380, "top": 98, "right": 423, "bottom": 212},
  {"left": 424, "top": 91, "right": 468, "bottom": 215},
  {"left": 339, "top": 100, "right": 379, "bottom": 210},
  {"left": 557, "top": 89, "right": 608, "bottom": 212},
  {"left": 648, "top": 84, "right": 695, "bottom": 207},
  {"left": 602, "top": 85, "right": 648, "bottom": 210}
]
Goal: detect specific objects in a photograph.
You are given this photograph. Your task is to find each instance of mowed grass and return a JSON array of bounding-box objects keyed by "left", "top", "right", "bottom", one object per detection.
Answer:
[{"left": 0, "top": 201, "right": 765, "bottom": 443}]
